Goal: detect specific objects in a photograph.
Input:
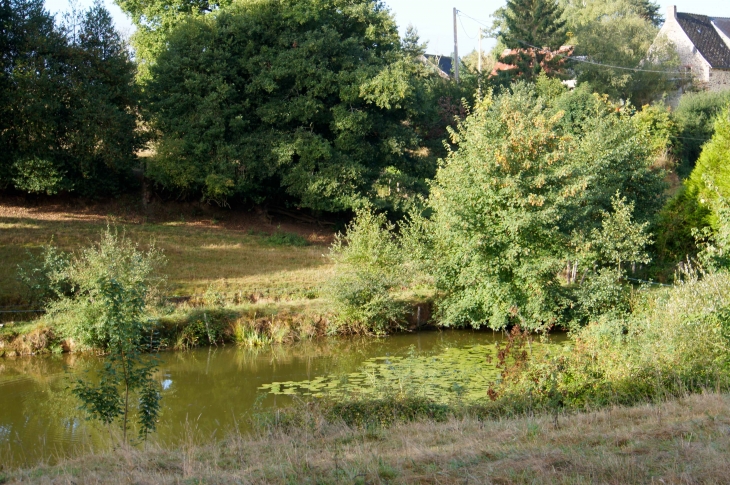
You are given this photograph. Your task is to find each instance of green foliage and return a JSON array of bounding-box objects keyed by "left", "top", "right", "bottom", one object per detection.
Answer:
[
  {"left": 499, "top": 0, "right": 567, "bottom": 50},
  {"left": 11, "top": 157, "right": 65, "bottom": 195},
  {"left": 326, "top": 209, "right": 409, "bottom": 334},
  {"left": 674, "top": 91, "right": 730, "bottom": 173},
  {"left": 16, "top": 243, "right": 71, "bottom": 304},
  {"left": 655, "top": 105, "right": 730, "bottom": 265},
  {"left": 684, "top": 108, "right": 730, "bottom": 228},
  {"left": 629, "top": 0, "right": 663, "bottom": 26},
  {"left": 405, "top": 85, "right": 664, "bottom": 329},
  {"left": 492, "top": 268, "right": 730, "bottom": 413},
  {"left": 574, "top": 267, "right": 630, "bottom": 320},
  {"left": 632, "top": 103, "right": 680, "bottom": 158},
  {"left": 1, "top": 0, "right": 141, "bottom": 196},
  {"left": 591, "top": 192, "right": 652, "bottom": 272},
  {"left": 114, "top": 0, "right": 234, "bottom": 80},
  {"left": 49, "top": 229, "right": 165, "bottom": 442},
  {"left": 49, "top": 229, "right": 165, "bottom": 349},
  {"left": 265, "top": 231, "right": 309, "bottom": 247},
  {"left": 560, "top": 0, "right": 678, "bottom": 105},
  {"left": 654, "top": 187, "right": 709, "bottom": 264},
  {"left": 143, "top": 0, "right": 439, "bottom": 212},
  {"left": 692, "top": 186, "right": 730, "bottom": 272}
]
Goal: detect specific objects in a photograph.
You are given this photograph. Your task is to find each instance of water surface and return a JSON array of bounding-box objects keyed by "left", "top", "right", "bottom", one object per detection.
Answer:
[{"left": 0, "top": 330, "right": 559, "bottom": 467}]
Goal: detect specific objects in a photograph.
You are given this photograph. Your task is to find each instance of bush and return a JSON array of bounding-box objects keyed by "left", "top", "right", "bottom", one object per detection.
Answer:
[
  {"left": 674, "top": 90, "right": 730, "bottom": 174},
  {"left": 490, "top": 268, "right": 730, "bottom": 413},
  {"left": 655, "top": 106, "right": 730, "bottom": 265},
  {"left": 326, "top": 209, "right": 410, "bottom": 334},
  {"left": 17, "top": 243, "right": 71, "bottom": 304},
  {"left": 47, "top": 228, "right": 165, "bottom": 350}
]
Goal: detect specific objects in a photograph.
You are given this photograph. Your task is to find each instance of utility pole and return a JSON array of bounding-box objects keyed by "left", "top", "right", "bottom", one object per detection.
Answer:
[
  {"left": 478, "top": 27, "right": 482, "bottom": 92},
  {"left": 453, "top": 7, "right": 459, "bottom": 83},
  {"left": 478, "top": 27, "right": 482, "bottom": 74}
]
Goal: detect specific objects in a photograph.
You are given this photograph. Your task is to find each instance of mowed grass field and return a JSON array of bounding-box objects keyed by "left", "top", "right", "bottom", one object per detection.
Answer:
[{"left": 0, "top": 196, "right": 334, "bottom": 306}]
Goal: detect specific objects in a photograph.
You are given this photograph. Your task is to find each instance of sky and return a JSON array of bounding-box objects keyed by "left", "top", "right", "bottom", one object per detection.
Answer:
[{"left": 44, "top": 0, "right": 730, "bottom": 56}]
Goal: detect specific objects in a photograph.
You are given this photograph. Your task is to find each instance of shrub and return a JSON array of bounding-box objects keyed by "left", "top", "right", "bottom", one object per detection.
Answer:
[
  {"left": 656, "top": 107, "right": 730, "bottom": 264},
  {"left": 674, "top": 90, "right": 730, "bottom": 173},
  {"left": 490, "top": 268, "right": 730, "bottom": 412},
  {"left": 48, "top": 228, "right": 165, "bottom": 350},
  {"left": 408, "top": 85, "right": 664, "bottom": 330},
  {"left": 43, "top": 228, "right": 167, "bottom": 442},
  {"left": 17, "top": 243, "right": 71, "bottom": 304},
  {"left": 326, "top": 209, "right": 409, "bottom": 334}
]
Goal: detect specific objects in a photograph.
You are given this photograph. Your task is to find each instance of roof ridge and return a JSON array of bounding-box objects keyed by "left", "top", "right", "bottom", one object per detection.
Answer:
[{"left": 676, "top": 12, "right": 730, "bottom": 69}]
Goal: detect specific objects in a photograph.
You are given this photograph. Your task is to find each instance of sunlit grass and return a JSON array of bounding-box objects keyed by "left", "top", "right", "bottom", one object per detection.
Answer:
[{"left": 0, "top": 215, "right": 332, "bottom": 305}]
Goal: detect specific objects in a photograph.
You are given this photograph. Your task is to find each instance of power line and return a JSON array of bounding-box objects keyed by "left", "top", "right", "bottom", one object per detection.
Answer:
[
  {"left": 457, "top": 14, "right": 477, "bottom": 40},
  {"left": 456, "top": 10, "right": 491, "bottom": 29}
]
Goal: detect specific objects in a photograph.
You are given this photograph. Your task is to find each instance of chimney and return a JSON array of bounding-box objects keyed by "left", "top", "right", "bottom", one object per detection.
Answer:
[{"left": 668, "top": 5, "right": 677, "bottom": 21}]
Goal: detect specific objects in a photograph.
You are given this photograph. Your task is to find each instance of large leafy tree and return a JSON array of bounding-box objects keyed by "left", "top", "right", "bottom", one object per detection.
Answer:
[
  {"left": 1, "top": 0, "right": 140, "bottom": 196},
  {"left": 63, "top": 1, "right": 141, "bottom": 195},
  {"left": 114, "top": 0, "right": 234, "bottom": 79},
  {"left": 144, "top": 0, "right": 437, "bottom": 211},
  {"left": 0, "top": 0, "right": 67, "bottom": 192},
  {"left": 406, "top": 84, "right": 665, "bottom": 329},
  {"left": 560, "top": 0, "right": 677, "bottom": 105},
  {"left": 499, "top": 0, "right": 567, "bottom": 50}
]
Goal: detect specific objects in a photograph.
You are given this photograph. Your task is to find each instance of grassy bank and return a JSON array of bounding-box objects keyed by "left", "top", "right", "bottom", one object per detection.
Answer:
[
  {"left": 0, "top": 195, "right": 345, "bottom": 355},
  {"left": 0, "top": 195, "right": 333, "bottom": 305},
  {"left": 4, "top": 392, "right": 730, "bottom": 484}
]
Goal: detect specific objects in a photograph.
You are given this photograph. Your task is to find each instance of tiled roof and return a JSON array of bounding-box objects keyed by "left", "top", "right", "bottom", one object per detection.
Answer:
[
  {"left": 677, "top": 13, "right": 730, "bottom": 69},
  {"left": 713, "top": 17, "right": 730, "bottom": 40},
  {"left": 425, "top": 54, "right": 453, "bottom": 76}
]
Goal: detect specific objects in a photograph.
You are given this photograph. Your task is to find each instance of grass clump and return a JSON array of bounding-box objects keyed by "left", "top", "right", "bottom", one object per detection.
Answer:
[
  {"left": 485, "top": 267, "right": 730, "bottom": 416},
  {"left": 264, "top": 231, "right": 309, "bottom": 247}
]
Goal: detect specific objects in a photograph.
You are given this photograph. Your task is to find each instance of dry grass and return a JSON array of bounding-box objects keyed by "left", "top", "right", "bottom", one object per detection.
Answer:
[
  {"left": 5, "top": 393, "right": 730, "bottom": 484},
  {"left": 0, "top": 195, "right": 334, "bottom": 306}
]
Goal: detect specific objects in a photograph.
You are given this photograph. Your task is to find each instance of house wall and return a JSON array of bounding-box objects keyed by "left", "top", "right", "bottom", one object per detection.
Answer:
[
  {"left": 657, "top": 6, "right": 711, "bottom": 82},
  {"left": 708, "top": 69, "right": 730, "bottom": 91}
]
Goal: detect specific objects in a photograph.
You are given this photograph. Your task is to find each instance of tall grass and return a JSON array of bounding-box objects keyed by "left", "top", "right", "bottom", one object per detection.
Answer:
[
  {"left": 6, "top": 393, "right": 730, "bottom": 483},
  {"left": 486, "top": 267, "right": 730, "bottom": 414}
]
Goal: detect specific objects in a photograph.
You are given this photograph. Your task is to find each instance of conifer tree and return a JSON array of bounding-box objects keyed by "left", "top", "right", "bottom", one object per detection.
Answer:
[{"left": 500, "top": 0, "right": 567, "bottom": 50}]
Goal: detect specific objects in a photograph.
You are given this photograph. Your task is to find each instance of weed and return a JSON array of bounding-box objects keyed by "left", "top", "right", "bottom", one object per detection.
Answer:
[{"left": 265, "top": 231, "right": 309, "bottom": 247}]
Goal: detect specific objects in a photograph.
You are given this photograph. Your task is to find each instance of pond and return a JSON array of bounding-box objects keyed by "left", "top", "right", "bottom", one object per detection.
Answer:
[{"left": 0, "top": 330, "right": 563, "bottom": 468}]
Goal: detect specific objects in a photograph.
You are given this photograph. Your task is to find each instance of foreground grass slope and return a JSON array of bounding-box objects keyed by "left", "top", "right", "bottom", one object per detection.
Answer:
[
  {"left": 0, "top": 196, "right": 333, "bottom": 306},
  {"left": 5, "top": 393, "right": 730, "bottom": 484}
]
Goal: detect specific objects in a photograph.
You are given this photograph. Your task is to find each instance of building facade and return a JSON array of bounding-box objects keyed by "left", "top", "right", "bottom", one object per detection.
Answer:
[{"left": 657, "top": 6, "right": 730, "bottom": 91}]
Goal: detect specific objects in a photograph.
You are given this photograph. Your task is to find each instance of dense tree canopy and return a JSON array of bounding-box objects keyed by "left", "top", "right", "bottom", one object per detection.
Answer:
[
  {"left": 560, "top": 0, "right": 677, "bottom": 105},
  {"left": 114, "top": 0, "right": 234, "bottom": 79},
  {"left": 499, "top": 0, "right": 567, "bottom": 50},
  {"left": 144, "top": 0, "right": 442, "bottom": 211},
  {"left": 0, "top": 0, "right": 140, "bottom": 196}
]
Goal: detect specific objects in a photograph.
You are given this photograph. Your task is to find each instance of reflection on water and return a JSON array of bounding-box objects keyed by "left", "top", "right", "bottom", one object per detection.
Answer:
[{"left": 0, "top": 330, "right": 561, "bottom": 468}]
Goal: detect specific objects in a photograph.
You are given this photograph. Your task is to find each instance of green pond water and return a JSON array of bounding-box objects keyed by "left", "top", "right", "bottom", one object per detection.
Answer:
[{"left": 0, "top": 330, "right": 563, "bottom": 468}]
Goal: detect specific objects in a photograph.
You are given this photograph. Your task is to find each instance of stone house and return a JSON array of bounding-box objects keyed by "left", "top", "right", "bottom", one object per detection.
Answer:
[{"left": 656, "top": 5, "right": 730, "bottom": 91}]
